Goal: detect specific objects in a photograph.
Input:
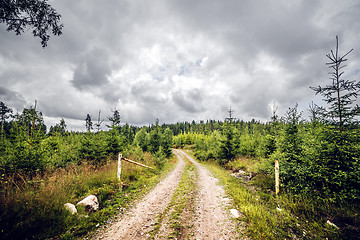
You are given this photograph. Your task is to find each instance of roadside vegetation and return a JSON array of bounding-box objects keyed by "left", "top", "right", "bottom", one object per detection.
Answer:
[
  {"left": 200, "top": 156, "right": 359, "bottom": 239},
  {"left": 0, "top": 106, "right": 175, "bottom": 240},
  {"left": 173, "top": 112, "right": 359, "bottom": 239},
  {"left": 172, "top": 38, "right": 360, "bottom": 239},
  {"left": 0, "top": 36, "right": 359, "bottom": 239}
]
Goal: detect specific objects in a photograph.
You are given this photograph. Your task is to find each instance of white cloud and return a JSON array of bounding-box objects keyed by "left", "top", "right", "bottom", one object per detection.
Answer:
[{"left": 1, "top": 0, "right": 360, "bottom": 130}]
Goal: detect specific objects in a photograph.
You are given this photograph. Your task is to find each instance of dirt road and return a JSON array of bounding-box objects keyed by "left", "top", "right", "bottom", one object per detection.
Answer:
[{"left": 92, "top": 149, "right": 243, "bottom": 239}]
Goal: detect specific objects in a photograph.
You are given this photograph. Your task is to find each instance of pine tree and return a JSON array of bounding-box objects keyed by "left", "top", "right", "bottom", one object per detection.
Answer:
[
  {"left": 0, "top": 101, "right": 12, "bottom": 138},
  {"left": 310, "top": 36, "right": 360, "bottom": 132},
  {"left": 218, "top": 107, "right": 238, "bottom": 165},
  {"left": 85, "top": 114, "right": 93, "bottom": 132},
  {"left": 310, "top": 36, "right": 360, "bottom": 202},
  {"left": 107, "top": 108, "right": 121, "bottom": 130},
  {"left": 149, "top": 124, "right": 161, "bottom": 154},
  {"left": 134, "top": 128, "right": 149, "bottom": 152},
  {"left": 162, "top": 128, "right": 173, "bottom": 157}
]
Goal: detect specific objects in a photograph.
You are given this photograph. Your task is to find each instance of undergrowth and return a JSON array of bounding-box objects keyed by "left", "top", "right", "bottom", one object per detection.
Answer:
[
  {"left": 193, "top": 154, "right": 359, "bottom": 239},
  {"left": 0, "top": 152, "right": 176, "bottom": 240}
]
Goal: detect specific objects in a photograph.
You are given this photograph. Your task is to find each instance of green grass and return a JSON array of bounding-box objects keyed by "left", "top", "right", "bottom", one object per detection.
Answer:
[
  {"left": 194, "top": 154, "right": 358, "bottom": 240},
  {"left": 0, "top": 152, "right": 177, "bottom": 240},
  {"left": 149, "top": 158, "right": 196, "bottom": 239},
  {"left": 168, "top": 161, "right": 196, "bottom": 238}
]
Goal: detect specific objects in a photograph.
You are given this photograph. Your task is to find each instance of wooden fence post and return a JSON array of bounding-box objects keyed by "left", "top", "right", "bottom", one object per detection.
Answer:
[
  {"left": 275, "top": 160, "right": 279, "bottom": 195},
  {"left": 117, "top": 153, "right": 122, "bottom": 180}
]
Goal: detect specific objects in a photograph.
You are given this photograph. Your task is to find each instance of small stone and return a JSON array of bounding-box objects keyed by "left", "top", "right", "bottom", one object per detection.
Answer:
[
  {"left": 64, "top": 203, "right": 77, "bottom": 214},
  {"left": 77, "top": 195, "right": 99, "bottom": 212},
  {"left": 230, "top": 209, "right": 241, "bottom": 218},
  {"left": 222, "top": 197, "right": 231, "bottom": 203},
  {"left": 326, "top": 220, "right": 339, "bottom": 229}
]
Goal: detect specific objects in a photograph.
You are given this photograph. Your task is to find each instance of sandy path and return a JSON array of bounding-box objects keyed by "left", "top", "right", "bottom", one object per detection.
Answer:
[
  {"left": 174, "top": 149, "right": 239, "bottom": 239},
  {"left": 93, "top": 153, "right": 186, "bottom": 240},
  {"left": 93, "top": 149, "right": 243, "bottom": 239}
]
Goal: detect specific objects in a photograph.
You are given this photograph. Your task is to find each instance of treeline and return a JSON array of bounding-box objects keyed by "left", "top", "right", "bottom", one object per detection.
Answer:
[
  {"left": 171, "top": 37, "right": 360, "bottom": 204},
  {"left": 171, "top": 107, "right": 360, "bottom": 203},
  {"left": 0, "top": 103, "right": 177, "bottom": 239},
  {"left": 0, "top": 103, "right": 174, "bottom": 174}
]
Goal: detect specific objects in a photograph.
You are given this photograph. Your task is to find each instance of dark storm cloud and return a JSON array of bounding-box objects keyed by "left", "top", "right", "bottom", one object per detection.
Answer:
[
  {"left": 173, "top": 89, "right": 205, "bottom": 113},
  {"left": 130, "top": 80, "right": 167, "bottom": 105},
  {"left": 0, "top": 0, "right": 359, "bottom": 129},
  {"left": 171, "top": 0, "right": 360, "bottom": 120},
  {"left": 72, "top": 48, "right": 111, "bottom": 90},
  {"left": 0, "top": 87, "right": 26, "bottom": 109},
  {"left": 170, "top": 0, "right": 324, "bottom": 53}
]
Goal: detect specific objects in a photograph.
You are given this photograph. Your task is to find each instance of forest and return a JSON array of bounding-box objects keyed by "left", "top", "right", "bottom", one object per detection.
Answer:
[
  {"left": 1, "top": 38, "right": 360, "bottom": 239},
  {"left": 1, "top": 96, "right": 359, "bottom": 238}
]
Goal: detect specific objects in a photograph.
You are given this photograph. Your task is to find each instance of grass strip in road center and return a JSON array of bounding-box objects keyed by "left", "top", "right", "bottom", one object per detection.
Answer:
[{"left": 149, "top": 158, "right": 197, "bottom": 239}]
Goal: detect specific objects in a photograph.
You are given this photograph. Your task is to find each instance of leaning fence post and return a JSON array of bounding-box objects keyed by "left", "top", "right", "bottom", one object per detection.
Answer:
[
  {"left": 275, "top": 160, "right": 279, "bottom": 195},
  {"left": 117, "top": 153, "right": 122, "bottom": 180}
]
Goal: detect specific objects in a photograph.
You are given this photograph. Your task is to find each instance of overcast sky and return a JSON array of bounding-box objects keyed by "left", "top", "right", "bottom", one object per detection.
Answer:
[{"left": 1, "top": 0, "right": 360, "bottom": 131}]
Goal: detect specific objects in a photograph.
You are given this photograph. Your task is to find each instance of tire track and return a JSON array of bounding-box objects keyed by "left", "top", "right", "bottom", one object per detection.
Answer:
[
  {"left": 175, "top": 149, "right": 239, "bottom": 239},
  {"left": 93, "top": 153, "right": 186, "bottom": 240},
  {"left": 93, "top": 150, "right": 244, "bottom": 239}
]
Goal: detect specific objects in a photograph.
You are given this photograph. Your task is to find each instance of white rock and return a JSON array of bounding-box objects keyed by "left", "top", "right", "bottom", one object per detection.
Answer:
[
  {"left": 230, "top": 209, "right": 241, "bottom": 218},
  {"left": 64, "top": 203, "right": 77, "bottom": 214},
  {"left": 77, "top": 195, "right": 99, "bottom": 212},
  {"left": 222, "top": 197, "right": 231, "bottom": 204},
  {"left": 326, "top": 220, "right": 339, "bottom": 229}
]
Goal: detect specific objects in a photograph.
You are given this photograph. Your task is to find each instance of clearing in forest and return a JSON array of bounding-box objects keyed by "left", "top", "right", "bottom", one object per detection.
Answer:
[{"left": 92, "top": 149, "right": 245, "bottom": 239}]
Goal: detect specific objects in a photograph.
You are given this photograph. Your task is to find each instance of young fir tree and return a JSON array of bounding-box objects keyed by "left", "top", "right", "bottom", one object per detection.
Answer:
[
  {"left": 134, "top": 128, "right": 149, "bottom": 152},
  {"left": 310, "top": 36, "right": 360, "bottom": 132},
  {"left": 48, "top": 118, "right": 67, "bottom": 136},
  {"left": 85, "top": 114, "right": 93, "bottom": 132},
  {"left": 107, "top": 108, "right": 121, "bottom": 130},
  {"left": 161, "top": 127, "right": 173, "bottom": 157},
  {"left": 106, "top": 108, "right": 122, "bottom": 157},
  {"left": 149, "top": 120, "right": 161, "bottom": 154},
  {"left": 279, "top": 104, "right": 311, "bottom": 193},
  {"left": 310, "top": 36, "right": 360, "bottom": 202},
  {"left": 218, "top": 107, "right": 237, "bottom": 165},
  {"left": 7, "top": 103, "right": 47, "bottom": 172},
  {"left": 0, "top": 101, "right": 12, "bottom": 138}
]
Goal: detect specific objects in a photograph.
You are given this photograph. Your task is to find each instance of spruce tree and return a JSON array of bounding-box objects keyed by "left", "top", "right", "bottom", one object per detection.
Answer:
[
  {"left": 162, "top": 128, "right": 173, "bottom": 157},
  {"left": 310, "top": 36, "right": 360, "bottom": 132},
  {"left": 107, "top": 108, "right": 121, "bottom": 130},
  {"left": 0, "top": 101, "right": 12, "bottom": 137},
  {"left": 85, "top": 114, "right": 93, "bottom": 132},
  {"left": 310, "top": 36, "right": 360, "bottom": 202}
]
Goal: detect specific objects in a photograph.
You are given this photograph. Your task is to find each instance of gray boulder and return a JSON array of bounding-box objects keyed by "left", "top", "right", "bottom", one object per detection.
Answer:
[
  {"left": 64, "top": 203, "right": 77, "bottom": 214},
  {"left": 77, "top": 194, "right": 99, "bottom": 212}
]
